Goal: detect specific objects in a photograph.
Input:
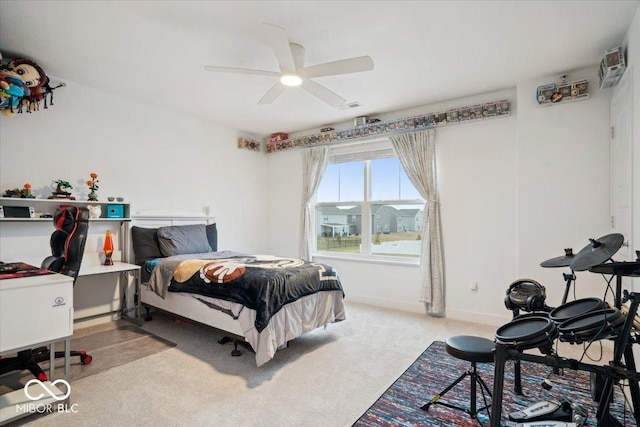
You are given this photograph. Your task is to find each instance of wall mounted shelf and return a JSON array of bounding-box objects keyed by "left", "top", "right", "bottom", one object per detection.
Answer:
[
  {"left": 536, "top": 79, "right": 589, "bottom": 107},
  {"left": 537, "top": 93, "right": 590, "bottom": 107},
  {"left": 265, "top": 99, "right": 511, "bottom": 153},
  {"left": 0, "top": 197, "right": 130, "bottom": 221}
]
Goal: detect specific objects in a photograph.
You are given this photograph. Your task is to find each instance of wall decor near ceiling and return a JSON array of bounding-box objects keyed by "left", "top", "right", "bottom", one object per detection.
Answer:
[
  {"left": 263, "top": 99, "right": 510, "bottom": 153},
  {"left": 536, "top": 77, "right": 589, "bottom": 106},
  {"left": 0, "top": 52, "right": 65, "bottom": 117},
  {"left": 237, "top": 137, "right": 262, "bottom": 151},
  {"left": 599, "top": 46, "right": 626, "bottom": 89}
]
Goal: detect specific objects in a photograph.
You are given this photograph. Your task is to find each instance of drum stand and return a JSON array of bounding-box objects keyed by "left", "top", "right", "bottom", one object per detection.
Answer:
[
  {"left": 560, "top": 272, "right": 576, "bottom": 305},
  {"left": 490, "top": 292, "right": 640, "bottom": 427},
  {"left": 590, "top": 260, "right": 640, "bottom": 425},
  {"left": 510, "top": 271, "right": 575, "bottom": 395}
]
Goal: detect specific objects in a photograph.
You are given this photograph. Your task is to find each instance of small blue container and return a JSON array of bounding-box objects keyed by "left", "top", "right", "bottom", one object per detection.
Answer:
[{"left": 106, "top": 204, "right": 124, "bottom": 218}]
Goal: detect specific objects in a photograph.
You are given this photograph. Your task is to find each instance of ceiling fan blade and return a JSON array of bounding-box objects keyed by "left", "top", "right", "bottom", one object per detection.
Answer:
[
  {"left": 300, "top": 79, "right": 346, "bottom": 108},
  {"left": 204, "top": 66, "right": 280, "bottom": 77},
  {"left": 299, "top": 56, "right": 374, "bottom": 78},
  {"left": 258, "top": 83, "right": 286, "bottom": 105},
  {"left": 290, "top": 43, "right": 306, "bottom": 70},
  {"left": 262, "top": 23, "right": 296, "bottom": 73}
]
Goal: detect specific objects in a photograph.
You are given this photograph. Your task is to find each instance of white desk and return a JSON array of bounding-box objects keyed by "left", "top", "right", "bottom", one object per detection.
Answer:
[
  {"left": 0, "top": 272, "right": 73, "bottom": 353},
  {"left": 79, "top": 262, "right": 141, "bottom": 326},
  {"left": 0, "top": 271, "right": 73, "bottom": 425}
]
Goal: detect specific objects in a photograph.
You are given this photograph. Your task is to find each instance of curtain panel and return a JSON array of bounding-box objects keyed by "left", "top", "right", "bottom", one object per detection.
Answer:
[
  {"left": 390, "top": 129, "right": 445, "bottom": 315},
  {"left": 299, "top": 146, "right": 329, "bottom": 260}
]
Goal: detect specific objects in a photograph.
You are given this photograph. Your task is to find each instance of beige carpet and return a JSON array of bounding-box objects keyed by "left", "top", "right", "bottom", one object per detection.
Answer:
[
  {"left": 0, "top": 322, "right": 175, "bottom": 394},
  {"left": 5, "top": 301, "right": 607, "bottom": 427}
]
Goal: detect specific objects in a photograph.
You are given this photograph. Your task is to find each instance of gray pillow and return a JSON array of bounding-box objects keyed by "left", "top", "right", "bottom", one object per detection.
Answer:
[
  {"left": 131, "top": 226, "right": 163, "bottom": 264},
  {"left": 157, "top": 224, "right": 212, "bottom": 256}
]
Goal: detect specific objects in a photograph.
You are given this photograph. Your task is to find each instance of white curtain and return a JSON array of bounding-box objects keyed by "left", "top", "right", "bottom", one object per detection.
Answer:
[
  {"left": 390, "top": 129, "right": 445, "bottom": 315},
  {"left": 299, "top": 146, "right": 329, "bottom": 260}
]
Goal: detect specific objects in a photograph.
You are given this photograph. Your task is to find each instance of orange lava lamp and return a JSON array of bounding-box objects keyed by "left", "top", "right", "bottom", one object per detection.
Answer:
[{"left": 104, "top": 230, "right": 114, "bottom": 266}]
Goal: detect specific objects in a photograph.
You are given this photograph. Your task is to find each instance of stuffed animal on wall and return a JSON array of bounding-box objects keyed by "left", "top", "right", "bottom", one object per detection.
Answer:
[
  {"left": 0, "top": 53, "right": 65, "bottom": 116},
  {"left": 7, "top": 58, "right": 52, "bottom": 112},
  {"left": 0, "top": 68, "right": 30, "bottom": 117},
  {"left": 8, "top": 58, "right": 49, "bottom": 89}
]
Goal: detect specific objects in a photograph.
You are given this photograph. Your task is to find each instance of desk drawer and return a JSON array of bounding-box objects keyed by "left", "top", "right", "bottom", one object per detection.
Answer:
[{"left": 0, "top": 279, "right": 73, "bottom": 353}]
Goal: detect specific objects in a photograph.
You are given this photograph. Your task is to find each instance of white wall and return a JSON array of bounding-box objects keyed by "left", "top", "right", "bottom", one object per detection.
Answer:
[
  {"left": 436, "top": 95, "right": 519, "bottom": 323},
  {"left": 266, "top": 71, "right": 615, "bottom": 326},
  {"left": 621, "top": 3, "right": 640, "bottom": 377},
  {"left": 0, "top": 79, "right": 269, "bottom": 256},
  {"left": 266, "top": 148, "right": 302, "bottom": 257},
  {"left": 0, "top": 79, "right": 270, "bottom": 323},
  {"left": 517, "top": 66, "right": 614, "bottom": 306},
  {"left": 626, "top": 6, "right": 640, "bottom": 290},
  {"left": 2, "top": 15, "right": 636, "bottom": 329}
]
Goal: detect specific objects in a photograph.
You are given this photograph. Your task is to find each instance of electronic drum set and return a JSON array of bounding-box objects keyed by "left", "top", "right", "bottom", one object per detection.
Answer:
[{"left": 490, "top": 233, "right": 640, "bottom": 427}]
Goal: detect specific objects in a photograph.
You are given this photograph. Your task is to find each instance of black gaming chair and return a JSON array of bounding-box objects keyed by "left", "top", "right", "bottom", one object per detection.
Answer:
[{"left": 0, "top": 206, "right": 92, "bottom": 381}]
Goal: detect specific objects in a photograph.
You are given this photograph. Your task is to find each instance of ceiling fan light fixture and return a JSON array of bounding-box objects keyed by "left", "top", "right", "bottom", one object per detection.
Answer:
[
  {"left": 204, "top": 24, "right": 373, "bottom": 106},
  {"left": 280, "top": 74, "right": 302, "bottom": 87}
]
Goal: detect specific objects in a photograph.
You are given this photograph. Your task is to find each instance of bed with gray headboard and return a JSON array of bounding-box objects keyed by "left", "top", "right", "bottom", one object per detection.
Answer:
[{"left": 130, "top": 214, "right": 346, "bottom": 366}]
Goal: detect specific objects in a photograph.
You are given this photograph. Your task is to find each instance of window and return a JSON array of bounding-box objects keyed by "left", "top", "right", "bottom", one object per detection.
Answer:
[{"left": 314, "top": 140, "right": 424, "bottom": 259}]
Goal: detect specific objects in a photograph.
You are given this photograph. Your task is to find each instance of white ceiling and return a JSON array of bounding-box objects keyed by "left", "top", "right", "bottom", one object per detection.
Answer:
[{"left": 0, "top": 1, "right": 638, "bottom": 137}]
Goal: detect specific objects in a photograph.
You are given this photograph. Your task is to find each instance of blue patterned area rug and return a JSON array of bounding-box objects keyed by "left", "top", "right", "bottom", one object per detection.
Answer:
[{"left": 354, "top": 341, "right": 634, "bottom": 426}]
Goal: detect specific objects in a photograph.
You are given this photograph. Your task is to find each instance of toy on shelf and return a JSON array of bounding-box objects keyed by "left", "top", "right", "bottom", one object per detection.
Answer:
[
  {"left": 599, "top": 46, "right": 626, "bottom": 89},
  {"left": 3, "top": 183, "right": 34, "bottom": 198},
  {"left": 262, "top": 98, "right": 511, "bottom": 153},
  {"left": 49, "top": 179, "right": 75, "bottom": 200},
  {"left": 536, "top": 75, "right": 588, "bottom": 106}
]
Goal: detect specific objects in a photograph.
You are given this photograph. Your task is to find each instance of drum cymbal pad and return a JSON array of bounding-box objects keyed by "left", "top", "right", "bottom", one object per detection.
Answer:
[
  {"left": 540, "top": 248, "right": 575, "bottom": 268},
  {"left": 569, "top": 233, "right": 624, "bottom": 272}
]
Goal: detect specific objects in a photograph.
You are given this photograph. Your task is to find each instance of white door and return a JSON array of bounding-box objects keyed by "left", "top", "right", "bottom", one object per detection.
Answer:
[{"left": 610, "top": 70, "right": 633, "bottom": 261}]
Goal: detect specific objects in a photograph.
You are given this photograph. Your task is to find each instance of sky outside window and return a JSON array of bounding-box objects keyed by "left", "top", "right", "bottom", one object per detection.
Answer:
[
  {"left": 371, "top": 158, "right": 420, "bottom": 201},
  {"left": 318, "top": 158, "right": 421, "bottom": 202},
  {"left": 317, "top": 161, "right": 364, "bottom": 202}
]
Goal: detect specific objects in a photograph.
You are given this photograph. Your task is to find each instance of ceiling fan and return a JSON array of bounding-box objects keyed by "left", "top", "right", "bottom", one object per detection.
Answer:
[{"left": 204, "top": 24, "right": 374, "bottom": 108}]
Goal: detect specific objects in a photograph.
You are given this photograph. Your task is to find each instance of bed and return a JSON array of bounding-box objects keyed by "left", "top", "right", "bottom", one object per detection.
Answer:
[{"left": 130, "top": 216, "right": 346, "bottom": 366}]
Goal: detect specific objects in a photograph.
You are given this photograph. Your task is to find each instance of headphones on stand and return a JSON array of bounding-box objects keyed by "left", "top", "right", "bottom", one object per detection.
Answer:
[{"left": 504, "top": 278, "right": 548, "bottom": 315}]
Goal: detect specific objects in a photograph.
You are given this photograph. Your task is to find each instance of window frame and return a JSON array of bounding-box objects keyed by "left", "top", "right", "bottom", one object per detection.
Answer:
[{"left": 312, "top": 138, "right": 424, "bottom": 263}]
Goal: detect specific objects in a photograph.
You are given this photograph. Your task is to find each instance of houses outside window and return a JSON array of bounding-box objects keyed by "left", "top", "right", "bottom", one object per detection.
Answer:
[{"left": 314, "top": 139, "right": 424, "bottom": 259}]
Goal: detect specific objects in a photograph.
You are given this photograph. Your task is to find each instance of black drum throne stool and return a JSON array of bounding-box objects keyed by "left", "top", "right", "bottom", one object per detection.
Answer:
[{"left": 421, "top": 335, "right": 494, "bottom": 419}]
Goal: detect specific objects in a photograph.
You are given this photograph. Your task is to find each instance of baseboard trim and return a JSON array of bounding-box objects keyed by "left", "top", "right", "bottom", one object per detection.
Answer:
[
  {"left": 74, "top": 312, "right": 119, "bottom": 329},
  {"left": 346, "top": 294, "right": 425, "bottom": 314},
  {"left": 346, "top": 293, "right": 511, "bottom": 327},
  {"left": 446, "top": 307, "right": 511, "bottom": 327}
]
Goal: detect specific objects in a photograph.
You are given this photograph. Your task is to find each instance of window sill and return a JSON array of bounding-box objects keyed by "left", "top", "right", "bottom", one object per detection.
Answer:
[{"left": 312, "top": 252, "right": 420, "bottom": 267}]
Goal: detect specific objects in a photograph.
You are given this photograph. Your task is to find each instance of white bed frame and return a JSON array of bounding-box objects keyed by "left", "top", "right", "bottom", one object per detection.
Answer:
[
  {"left": 130, "top": 214, "right": 346, "bottom": 366},
  {"left": 140, "top": 281, "right": 245, "bottom": 338}
]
